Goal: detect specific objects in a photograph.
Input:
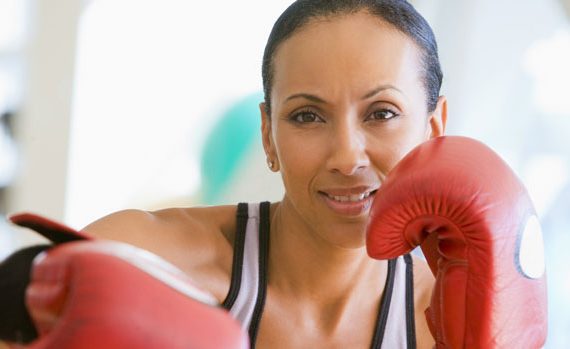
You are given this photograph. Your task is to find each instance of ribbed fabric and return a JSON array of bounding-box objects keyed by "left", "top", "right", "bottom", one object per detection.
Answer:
[
  {"left": 379, "top": 256, "right": 413, "bottom": 349},
  {"left": 222, "top": 203, "right": 262, "bottom": 331}
]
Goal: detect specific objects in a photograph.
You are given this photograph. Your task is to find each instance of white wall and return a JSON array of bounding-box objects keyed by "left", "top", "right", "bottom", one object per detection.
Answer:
[{"left": 5, "top": 0, "right": 84, "bottom": 220}]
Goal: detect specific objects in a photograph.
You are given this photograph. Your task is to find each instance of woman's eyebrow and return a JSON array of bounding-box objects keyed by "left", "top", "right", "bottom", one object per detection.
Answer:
[
  {"left": 361, "top": 84, "right": 402, "bottom": 99},
  {"left": 284, "top": 93, "right": 328, "bottom": 104},
  {"left": 284, "top": 84, "right": 402, "bottom": 104}
]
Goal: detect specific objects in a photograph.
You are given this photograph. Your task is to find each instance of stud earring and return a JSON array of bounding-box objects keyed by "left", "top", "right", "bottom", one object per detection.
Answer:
[{"left": 267, "top": 158, "right": 275, "bottom": 170}]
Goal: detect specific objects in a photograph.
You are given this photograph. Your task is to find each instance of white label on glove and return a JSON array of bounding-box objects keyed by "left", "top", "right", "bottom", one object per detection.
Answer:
[{"left": 517, "top": 215, "right": 545, "bottom": 279}]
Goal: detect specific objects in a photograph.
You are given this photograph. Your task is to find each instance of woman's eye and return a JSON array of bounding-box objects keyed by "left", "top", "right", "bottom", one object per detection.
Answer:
[
  {"left": 368, "top": 109, "right": 398, "bottom": 121},
  {"left": 291, "top": 111, "right": 322, "bottom": 123}
]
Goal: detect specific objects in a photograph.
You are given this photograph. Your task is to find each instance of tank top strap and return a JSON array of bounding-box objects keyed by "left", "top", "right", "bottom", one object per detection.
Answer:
[
  {"left": 373, "top": 254, "right": 416, "bottom": 349},
  {"left": 221, "top": 202, "right": 262, "bottom": 331},
  {"left": 221, "top": 201, "right": 270, "bottom": 349}
]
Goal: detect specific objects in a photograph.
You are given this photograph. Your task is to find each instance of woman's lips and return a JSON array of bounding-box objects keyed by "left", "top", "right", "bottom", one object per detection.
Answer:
[{"left": 318, "top": 189, "right": 377, "bottom": 216}]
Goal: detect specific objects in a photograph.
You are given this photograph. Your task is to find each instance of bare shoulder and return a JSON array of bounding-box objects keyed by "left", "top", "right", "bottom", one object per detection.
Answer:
[
  {"left": 411, "top": 254, "right": 435, "bottom": 349},
  {"left": 81, "top": 205, "right": 239, "bottom": 301},
  {"left": 412, "top": 254, "right": 435, "bottom": 293},
  {"left": 82, "top": 205, "right": 238, "bottom": 245}
]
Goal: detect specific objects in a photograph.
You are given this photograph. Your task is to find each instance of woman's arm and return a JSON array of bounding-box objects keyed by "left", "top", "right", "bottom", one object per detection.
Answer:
[
  {"left": 1, "top": 207, "right": 245, "bottom": 348},
  {"left": 81, "top": 206, "right": 235, "bottom": 302}
]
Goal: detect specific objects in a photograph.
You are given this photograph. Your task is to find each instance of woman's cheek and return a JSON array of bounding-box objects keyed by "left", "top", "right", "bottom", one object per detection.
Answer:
[
  {"left": 368, "top": 142, "right": 402, "bottom": 173},
  {"left": 275, "top": 128, "right": 327, "bottom": 180},
  {"left": 367, "top": 125, "right": 425, "bottom": 171}
]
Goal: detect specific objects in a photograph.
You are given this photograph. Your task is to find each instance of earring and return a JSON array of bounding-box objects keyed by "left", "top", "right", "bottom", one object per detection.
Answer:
[{"left": 267, "top": 158, "right": 275, "bottom": 171}]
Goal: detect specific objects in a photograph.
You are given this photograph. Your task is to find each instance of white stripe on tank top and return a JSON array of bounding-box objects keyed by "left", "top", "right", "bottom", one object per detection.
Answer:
[{"left": 226, "top": 202, "right": 262, "bottom": 330}]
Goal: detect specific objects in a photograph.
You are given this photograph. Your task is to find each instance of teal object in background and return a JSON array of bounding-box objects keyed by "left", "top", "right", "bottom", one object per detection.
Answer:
[{"left": 200, "top": 92, "right": 264, "bottom": 204}]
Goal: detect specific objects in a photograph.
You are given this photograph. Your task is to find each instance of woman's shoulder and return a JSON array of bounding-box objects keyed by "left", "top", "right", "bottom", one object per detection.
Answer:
[
  {"left": 411, "top": 254, "right": 435, "bottom": 290},
  {"left": 81, "top": 204, "right": 244, "bottom": 301},
  {"left": 82, "top": 204, "right": 239, "bottom": 245}
]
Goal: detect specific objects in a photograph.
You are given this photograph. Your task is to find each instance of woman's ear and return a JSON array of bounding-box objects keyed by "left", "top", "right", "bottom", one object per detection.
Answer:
[
  {"left": 427, "top": 95, "right": 448, "bottom": 139},
  {"left": 260, "top": 103, "right": 279, "bottom": 171}
]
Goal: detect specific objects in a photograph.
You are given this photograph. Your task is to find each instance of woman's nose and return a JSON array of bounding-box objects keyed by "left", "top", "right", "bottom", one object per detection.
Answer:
[{"left": 325, "top": 123, "right": 370, "bottom": 176}]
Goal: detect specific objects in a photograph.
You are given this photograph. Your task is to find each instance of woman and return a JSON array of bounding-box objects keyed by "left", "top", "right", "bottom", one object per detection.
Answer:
[{"left": 84, "top": 0, "right": 446, "bottom": 347}]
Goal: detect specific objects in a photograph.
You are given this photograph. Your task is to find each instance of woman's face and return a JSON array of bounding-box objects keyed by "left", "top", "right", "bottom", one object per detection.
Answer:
[{"left": 261, "top": 12, "right": 446, "bottom": 248}]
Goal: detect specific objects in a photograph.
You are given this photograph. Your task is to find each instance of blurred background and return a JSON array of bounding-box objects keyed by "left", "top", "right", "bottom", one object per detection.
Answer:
[{"left": 0, "top": 0, "right": 568, "bottom": 346}]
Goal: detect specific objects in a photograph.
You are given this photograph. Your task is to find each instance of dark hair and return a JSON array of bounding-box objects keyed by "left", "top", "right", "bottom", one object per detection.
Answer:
[{"left": 262, "top": 0, "right": 443, "bottom": 114}]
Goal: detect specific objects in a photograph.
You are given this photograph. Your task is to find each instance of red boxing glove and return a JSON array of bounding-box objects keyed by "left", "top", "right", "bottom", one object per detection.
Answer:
[
  {"left": 10, "top": 213, "right": 93, "bottom": 242},
  {"left": 0, "top": 213, "right": 92, "bottom": 345},
  {"left": 8, "top": 215, "right": 248, "bottom": 349},
  {"left": 366, "top": 136, "right": 547, "bottom": 348}
]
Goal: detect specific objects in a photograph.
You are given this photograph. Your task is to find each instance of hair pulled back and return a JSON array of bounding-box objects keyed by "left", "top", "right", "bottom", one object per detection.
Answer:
[{"left": 262, "top": 0, "right": 443, "bottom": 114}]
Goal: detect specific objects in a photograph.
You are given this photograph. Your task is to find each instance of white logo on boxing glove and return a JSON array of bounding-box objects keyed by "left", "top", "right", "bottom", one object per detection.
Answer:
[{"left": 516, "top": 215, "right": 545, "bottom": 279}]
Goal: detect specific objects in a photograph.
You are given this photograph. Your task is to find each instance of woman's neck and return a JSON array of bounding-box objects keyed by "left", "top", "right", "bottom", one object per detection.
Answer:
[{"left": 268, "top": 199, "right": 387, "bottom": 308}]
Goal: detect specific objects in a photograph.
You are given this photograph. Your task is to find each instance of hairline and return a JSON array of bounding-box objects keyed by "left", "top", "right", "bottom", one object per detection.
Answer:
[{"left": 264, "top": 10, "right": 433, "bottom": 117}]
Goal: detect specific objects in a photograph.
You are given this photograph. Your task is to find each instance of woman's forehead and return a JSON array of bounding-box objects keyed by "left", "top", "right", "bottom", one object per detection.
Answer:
[{"left": 271, "top": 12, "right": 424, "bottom": 104}]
